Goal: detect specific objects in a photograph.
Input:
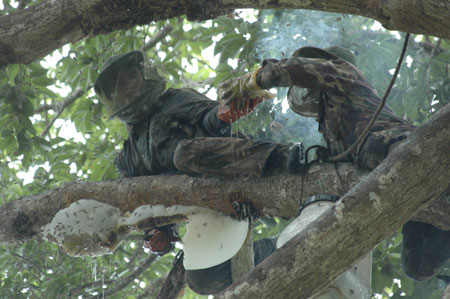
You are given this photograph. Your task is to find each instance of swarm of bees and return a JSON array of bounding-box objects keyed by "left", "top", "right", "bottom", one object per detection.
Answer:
[{"left": 41, "top": 199, "right": 121, "bottom": 257}]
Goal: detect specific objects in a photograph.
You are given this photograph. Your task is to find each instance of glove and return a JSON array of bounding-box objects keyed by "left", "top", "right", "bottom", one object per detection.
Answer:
[
  {"left": 217, "top": 97, "right": 264, "bottom": 123},
  {"left": 218, "top": 69, "right": 275, "bottom": 109},
  {"left": 258, "top": 59, "right": 293, "bottom": 89},
  {"left": 144, "top": 226, "right": 180, "bottom": 256}
]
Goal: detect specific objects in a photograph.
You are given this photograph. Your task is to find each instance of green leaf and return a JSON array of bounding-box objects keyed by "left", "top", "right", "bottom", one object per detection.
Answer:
[
  {"left": 36, "top": 86, "right": 58, "bottom": 98},
  {"left": 21, "top": 98, "right": 35, "bottom": 116},
  {"left": 400, "top": 278, "right": 414, "bottom": 295},
  {"left": 17, "top": 114, "right": 36, "bottom": 135},
  {"left": 0, "top": 135, "right": 18, "bottom": 155},
  {"left": 215, "top": 63, "right": 234, "bottom": 73},
  {"left": 32, "top": 137, "right": 52, "bottom": 151},
  {"left": 31, "top": 77, "right": 54, "bottom": 87},
  {"left": 30, "top": 68, "right": 48, "bottom": 78},
  {"left": 214, "top": 33, "right": 246, "bottom": 63},
  {"left": 8, "top": 64, "right": 20, "bottom": 85},
  {"left": 8, "top": 184, "right": 23, "bottom": 197},
  {"left": 1, "top": 129, "right": 14, "bottom": 138}
]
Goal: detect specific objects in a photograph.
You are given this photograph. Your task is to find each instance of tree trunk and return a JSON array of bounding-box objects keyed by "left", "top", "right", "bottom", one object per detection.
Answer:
[
  {"left": 215, "top": 94, "right": 450, "bottom": 299},
  {"left": 1, "top": 0, "right": 449, "bottom": 67}
]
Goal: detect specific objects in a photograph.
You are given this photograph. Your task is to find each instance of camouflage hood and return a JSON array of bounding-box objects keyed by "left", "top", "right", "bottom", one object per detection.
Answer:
[
  {"left": 292, "top": 46, "right": 357, "bottom": 66},
  {"left": 94, "top": 51, "right": 166, "bottom": 124},
  {"left": 287, "top": 45, "right": 357, "bottom": 117}
]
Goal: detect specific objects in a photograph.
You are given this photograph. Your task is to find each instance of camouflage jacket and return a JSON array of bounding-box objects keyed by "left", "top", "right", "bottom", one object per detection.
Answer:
[
  {"left": 262, "top": 57, "right": 416, "bottom": 164},
  {"left": 115, "top": 88, "right": 231, "bottom": 177}
]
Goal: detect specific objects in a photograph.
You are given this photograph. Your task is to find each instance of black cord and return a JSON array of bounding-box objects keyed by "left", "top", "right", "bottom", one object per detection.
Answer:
[{"left": 328, "top": 33, "right": 411, "bottom": 162}]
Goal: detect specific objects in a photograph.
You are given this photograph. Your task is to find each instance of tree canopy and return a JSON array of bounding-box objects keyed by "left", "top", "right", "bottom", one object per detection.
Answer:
[{"left": 0, "top": 2, "right": 449, "bottom": 298}]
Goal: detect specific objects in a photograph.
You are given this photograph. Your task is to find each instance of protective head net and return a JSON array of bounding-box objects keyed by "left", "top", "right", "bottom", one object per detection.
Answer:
[
  {"left": 94, "top": 51, "right": 166, "bottom": 123},
  {"left": 287, "top": 45, "right": 356, "bottom": 116},
  {"left": 292, "top": 45, "right": 357, "bottom": 66}
]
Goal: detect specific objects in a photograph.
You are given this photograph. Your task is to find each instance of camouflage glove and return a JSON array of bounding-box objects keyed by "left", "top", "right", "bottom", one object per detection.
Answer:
[
  {"left": 258, "top": 59, "right": 293, "bottom": 89},
  {"left": 218, "top": 69, "right": 275, "bottom": 109},
  {"left": 144, "top": 225, "right": 180, "bottom": 256}
]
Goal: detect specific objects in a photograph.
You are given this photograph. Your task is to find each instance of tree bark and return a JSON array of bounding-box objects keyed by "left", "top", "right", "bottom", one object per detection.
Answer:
[
  {"left": 0, "top": 162, "right": 360, "bottom": 244},
  {"left": 1, "top": 0, "right": 449, "bottom": 67},
  {"left": 216, "top": 94, "right": 450, "bottom": 299}
]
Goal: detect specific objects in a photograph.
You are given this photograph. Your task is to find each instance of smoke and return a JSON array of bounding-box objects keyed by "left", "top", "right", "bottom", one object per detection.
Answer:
[
  {"left": 252, "top": 10, "right": 346, "bottom": 148},
  {"left": 255, "top": 10, "right": 342, "bottom": 60}
]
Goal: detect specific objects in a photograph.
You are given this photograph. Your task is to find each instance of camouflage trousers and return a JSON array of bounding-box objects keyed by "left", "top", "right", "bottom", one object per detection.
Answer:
[
  {"left": 173, "top": 137, "right": 279, "bottom": 177},
  {"left": 354, "top": 129, "right": 412, "bottom": 170}
]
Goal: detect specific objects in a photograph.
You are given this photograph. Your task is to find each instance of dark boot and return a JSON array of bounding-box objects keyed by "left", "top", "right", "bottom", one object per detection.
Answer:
[
  {"left": 402, "top": 220, "right": 450, "bottom": 281},
  {"left": 185, "top": 238, "right": 277, "bottom": 295},
  {"left": 265, "top": 143, "right": 305, "bottom": 175}
]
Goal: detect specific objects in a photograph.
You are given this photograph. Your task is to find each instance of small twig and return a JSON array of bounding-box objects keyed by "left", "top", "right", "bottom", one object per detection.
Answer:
[
  {"left": 40, "top": 88, "right": 85, "bottom": 136},
  {"left": 127, "top": 245, "right": 145, "bottom": 269},
  {"left": 7, "top": 250, "right": 45, "bottom": 282},
  {"left": 417, "top": 41, "right": 444, "bottom": 56},
  {"left": 328, "top": 33, "right": 410, "bottom": 162},
  {"left": 34, "top": 103, "right": 56, "bottom": 113},
  {"left": 425, "top": 38, "right": 442, "bottom": 102},
  {"left": 196, "top": 57, "right": 215, "bottom": 71},
  {"left": 86, "top": 254, "right": 157, "bottom": 299},
  {"left": 137, "top": 277, "right": 165, "bottom": 299},
  {"left": 202, "top": 84, "right": 215, "bottom": 96},
  {"left": 69, "top": 279, "right": 116, "bottom": 297},
  {"left": 117, "top": 234, "right": 146, "bottom": 241},
  {"left": 115, "top": 247, "right": 133, "bottom": 256},
  {"left": 140, "top": 24, "right": 174, "bottom": 53}
]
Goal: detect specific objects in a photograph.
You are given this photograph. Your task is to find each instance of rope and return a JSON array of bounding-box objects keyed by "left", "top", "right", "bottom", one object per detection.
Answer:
[{"left": 328, "top": 33, "right": 410, "bottom": 162}]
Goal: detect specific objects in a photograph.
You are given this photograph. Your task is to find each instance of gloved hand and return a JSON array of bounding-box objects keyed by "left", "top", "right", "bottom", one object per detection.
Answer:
[
  {"left": 258, "top": 59, "right": 293, "bottom": 89},
  {"left": 144, "top": 226, "right": 180, "bottom": 256},
  {"left": 218, "top": 69, "right": 275, "bottom": 109},
  {"left": 217, "top": 97, "right": 264, "bottom": 123}
]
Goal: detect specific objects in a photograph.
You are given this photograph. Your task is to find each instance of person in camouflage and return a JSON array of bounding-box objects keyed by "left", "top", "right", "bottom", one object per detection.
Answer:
[
  {"left": 221, "top": 45, "right": 450, "bottom": 282},
  {"left": 94, "top": 51, "right": 303, "bottom": 179},
  {"left": 94, "top": 51, "right": 302, "bottom": 295}
]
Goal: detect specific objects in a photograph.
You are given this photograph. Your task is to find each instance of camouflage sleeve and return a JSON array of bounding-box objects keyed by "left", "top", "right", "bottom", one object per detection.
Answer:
[{"left": 261, "top": 57, "right": 376, "bottom": 97}]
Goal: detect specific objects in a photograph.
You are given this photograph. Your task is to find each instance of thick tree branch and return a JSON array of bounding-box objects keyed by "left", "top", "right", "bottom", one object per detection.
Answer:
[
  {"left": 0, "top": 162, "right": 361, "bottom": 244},
  {"left": 1, "top": 117, "right": 450, "bottom": 246},
  {"left": 216, "top": 101, "right": 450, "bottom": 299},
  {"left": 1, "top": 0, "right": 449, "bottom": 67}
]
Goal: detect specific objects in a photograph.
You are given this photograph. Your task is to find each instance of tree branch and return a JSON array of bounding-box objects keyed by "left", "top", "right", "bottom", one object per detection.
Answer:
[
  {"left": 1, "top": 0, "right": 449, "bottom": 67},
  {"left": 137, "top": 277, "right": 165, "bottom": 299},
  {"left": 216, "top": 98, "right": 450, "bottom": 299},
  {"left": 1, "top": 100, "right": 450, "bottom": 245},
  {"left": 40, "top": 88, "right": 85, "bottom": 136},
  {"left": 140, "top": 24, "right": 174, "bottom": 53},
  {"left": 86, "top": 253, "right": 157, "bottom": 299},
  {"left": 69, "top": 279, "right": 116, "bottom": 297}
]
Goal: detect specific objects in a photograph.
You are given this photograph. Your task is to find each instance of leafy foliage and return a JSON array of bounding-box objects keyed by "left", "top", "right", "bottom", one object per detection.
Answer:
[{"left": 0, "top": 4, "right": 449, "bottom": 298}]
